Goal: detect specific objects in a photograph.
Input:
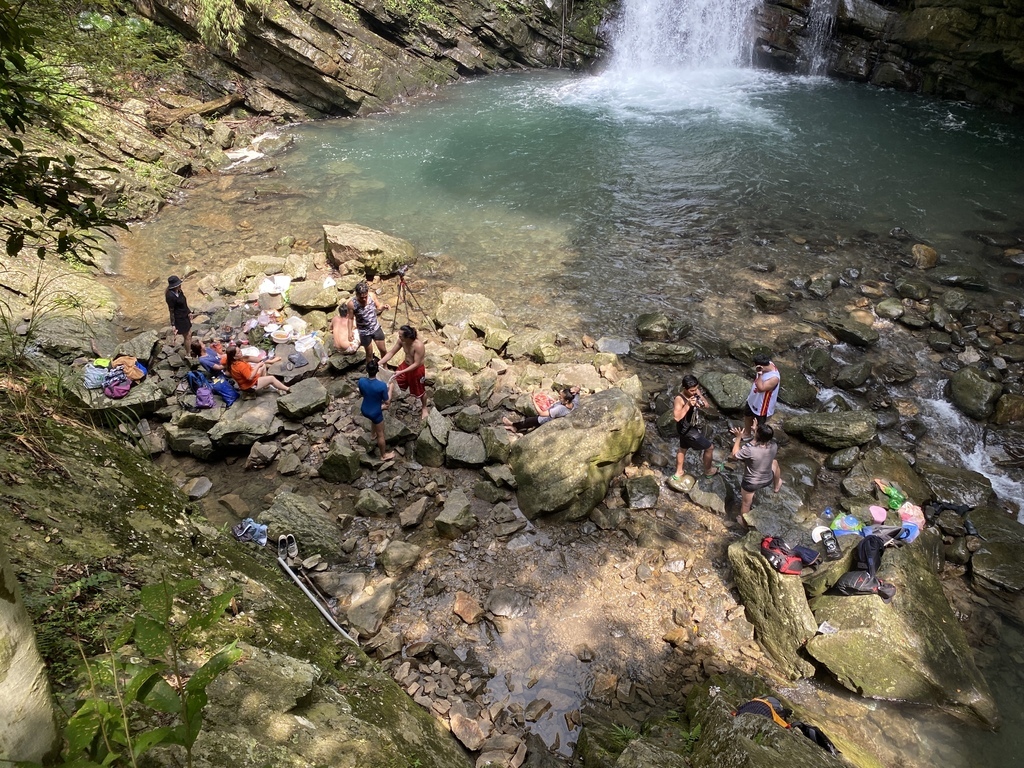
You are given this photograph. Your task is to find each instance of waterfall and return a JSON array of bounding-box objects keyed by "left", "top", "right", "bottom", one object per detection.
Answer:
[
  {"left": 606, "top": 0, "right": 761, "bottom": 72},
  {"left": 805, "top": 0, "right": 839, "bottom": 76}
]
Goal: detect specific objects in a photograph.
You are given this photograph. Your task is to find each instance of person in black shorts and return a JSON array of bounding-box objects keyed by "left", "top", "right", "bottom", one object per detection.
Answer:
[
  {"left": 347, "top": 281, "right": 389, "bottom": 362},
  {"left": 672, "top": 375, "right": 717, "bottom": 483}
]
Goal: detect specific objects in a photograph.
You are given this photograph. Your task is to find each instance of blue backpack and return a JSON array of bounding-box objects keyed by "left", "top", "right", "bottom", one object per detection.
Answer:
[
  {"left": 186, "top": 370, "right": 215, "bottom": 409},
  {"left": 210, "top": 377, "right": 239, "bottom": 407}
]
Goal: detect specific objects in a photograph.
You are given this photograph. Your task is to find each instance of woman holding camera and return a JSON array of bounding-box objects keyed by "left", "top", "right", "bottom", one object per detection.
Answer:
[{"left": 672, "top": 374, "right": 718, "bottom": 482}]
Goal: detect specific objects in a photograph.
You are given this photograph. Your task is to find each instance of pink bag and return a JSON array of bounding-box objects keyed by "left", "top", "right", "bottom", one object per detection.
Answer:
[{"left": 103, "top": 379, "right": 131, "bottom": 399}]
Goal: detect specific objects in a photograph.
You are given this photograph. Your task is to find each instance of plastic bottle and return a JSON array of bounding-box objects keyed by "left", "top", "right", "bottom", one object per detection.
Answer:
[{"left": 821, "top": 506, "right": 834, "bottom": 525}]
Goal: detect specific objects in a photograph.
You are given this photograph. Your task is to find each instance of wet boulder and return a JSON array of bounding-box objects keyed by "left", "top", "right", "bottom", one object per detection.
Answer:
[
  {"left": 379, "top": 541, "right": 421, "bottom": 576},
  {"left": 875, "top": 297, "right": 905, "bottom": 320},
  {"left": 841, "top": 446, "right": 929, "bottom": 503},
  {"left": 948, "top": 366, "right": 1002, "bottom": 420},
  {"left": 995, "top": 394, "right": 1024, "bottom": 425},
  {"left": 824, "top": 315, "right": 879, "bottom": 347},
  {"left": 914, "top": 459, "right": 994, "bottom": 508},
  {"left": 753, "top": 290, "right": 790, "bottom": 314},
  {"left": 323, "top": 222, "right": 416, "bottom": 277},
  {"left": 728, "top": 532, "right": 818, "bottom": 679},
  {"left": 624, "top": 475, "right": 660, "bottom": 509},
  {"left": 783, "top": 411, "right": 877, "bottom": 449},
  {"left": 635, "top": 311, "right": 692, "bottom": 341},
  {"left": 511, "top": 388, "right": 645, "bottom": 520},
  {"left": 806, "top": 537, "right": 999, "bottom": 727},
  {"left": 163, "top": 424, "right": 214, "bottom": 460},
  {"left": 276, "top": 377, "right": 329, "bottom": 420},
  {"left": 630, "top": 341, "right": 696, "bottom": 365},
  {"left": 969, "top": 506, "right": 1024, "bottom": 625}
]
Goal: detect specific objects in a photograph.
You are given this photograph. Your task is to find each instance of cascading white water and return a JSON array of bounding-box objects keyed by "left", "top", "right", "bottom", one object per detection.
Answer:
[
  {"left": 606, "top": 0, "right": 761, "bottom": 72},
  {"left": 805, "top": 0, "right": 839, "bottom": 76}
]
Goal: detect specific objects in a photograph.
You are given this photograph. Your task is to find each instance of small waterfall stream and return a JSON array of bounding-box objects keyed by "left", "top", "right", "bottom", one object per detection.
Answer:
[{"left": 805, "top": 0, "right": 839, "bottom": 75}]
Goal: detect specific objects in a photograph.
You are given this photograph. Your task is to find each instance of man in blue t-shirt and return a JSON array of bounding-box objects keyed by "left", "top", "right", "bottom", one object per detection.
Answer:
[{"left": 358, "top": 359, "right": 395, "bottom": 460}]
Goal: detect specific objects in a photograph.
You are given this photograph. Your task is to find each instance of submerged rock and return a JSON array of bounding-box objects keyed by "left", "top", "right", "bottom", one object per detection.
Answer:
[
  {"left": 510, "top": 388, "right": 645, "bottom": 520},
  {"left": 948, "top": 366, "right": 1002, "bottom": 420},
  {"left": 630, "top": 341, "right": 697, "bottom": 365}
]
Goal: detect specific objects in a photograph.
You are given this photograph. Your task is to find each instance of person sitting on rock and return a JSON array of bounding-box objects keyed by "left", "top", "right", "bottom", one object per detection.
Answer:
[
  {"left": 347, "top": 281, "right": 389, "bottom": 363},
  {"left": 503, "top": 386, "right": 580, "bottom": 433},
  {"left": 330, "top": 303, "right": 361, "bottom": 355},
  {"left": 730, "top": 419, "right": 783, "bottom": 527},
  {"left": 378, "top": 324, "right": 429, "bottom": 421},
  {"left": 359, "top": 359, "right": 395, "bottom": 460},
  {"left": 192, "top": 339, "right": 226, "bottom": 375},
  {"left": 226, "top": 345, "right": 289, "bottom": 394},
  {"left": 672, "top": 374, "right": 717, "bottom": 483}
]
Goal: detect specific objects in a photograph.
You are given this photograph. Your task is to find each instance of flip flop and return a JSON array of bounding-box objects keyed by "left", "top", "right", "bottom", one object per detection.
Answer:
[{"left": 285, "top": 533, "right": 299, "bottom": 560}]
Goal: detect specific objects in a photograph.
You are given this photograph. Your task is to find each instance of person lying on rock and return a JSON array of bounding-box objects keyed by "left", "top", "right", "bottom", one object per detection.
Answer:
[
  {"left": 502, "top": 386, "right": 580, "bottom": 434},
  {"left": 359, "top": 359, "right": 395, "bottom": 461},
  {"left": 378, "top": 324, "right": 429, "bottom": 421},
  {"left": 330, "top": 302, "right": 361, "bottom": 355},
  {"left": 672, "top": 374, "right": 717, "bottom": 483},
  {"left": 730, "top": 419, "right": 783, "bottom": 527},
  {"left": 226, "top": 345, "right": 289, "bottom": 394},
  {"left": 191, "top": 339, "right": 226, "bottom": 375}
]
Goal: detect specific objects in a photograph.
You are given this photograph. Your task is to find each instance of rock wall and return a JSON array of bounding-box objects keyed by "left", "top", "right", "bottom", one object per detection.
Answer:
[
  {"left": 754, "top": 0, "right": 1024, "bottom": 111},
  {"left": 137, "top": 0, "right": 606, "bottom": 120}
]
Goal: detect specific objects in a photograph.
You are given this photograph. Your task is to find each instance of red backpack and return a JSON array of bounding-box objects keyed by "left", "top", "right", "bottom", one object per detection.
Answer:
[{"left": 760, "top": 536, "right": 803, "bottom": 575}]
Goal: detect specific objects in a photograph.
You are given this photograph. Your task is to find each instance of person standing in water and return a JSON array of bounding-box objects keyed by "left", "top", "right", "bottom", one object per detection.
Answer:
[
  {"left": 358, "top": 359, "right": 395, "bottom": 460},
  {"left": 730, "top": 420, "right": 783, "bottom": 527},
  {"left": 165, "top": 275, "right": 193, "bottom": 356}
]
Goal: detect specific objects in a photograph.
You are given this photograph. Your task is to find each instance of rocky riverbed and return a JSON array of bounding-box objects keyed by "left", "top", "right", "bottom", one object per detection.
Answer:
[{"left": 13, "top": 211, "right": 1021, "bottom": 767}]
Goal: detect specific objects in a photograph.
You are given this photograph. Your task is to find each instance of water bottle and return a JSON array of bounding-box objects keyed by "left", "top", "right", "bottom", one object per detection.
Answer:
[{"left": 822, "top": 506, "right": 834, "bottom": 524}]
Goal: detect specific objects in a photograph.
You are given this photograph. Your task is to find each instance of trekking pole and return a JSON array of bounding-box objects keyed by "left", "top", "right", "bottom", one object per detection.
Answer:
[{"left": 277, "top": 557, "right": 356, "bottom": 644}]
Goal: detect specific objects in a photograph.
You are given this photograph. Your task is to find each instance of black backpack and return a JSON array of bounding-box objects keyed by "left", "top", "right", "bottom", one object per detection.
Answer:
[
  {"left": 831, "top": 570, "right": 896, "bottom": 603},
  {"left": 854, "top": 535, "right": 886, "bottom": 577},
  {"left": 792, "top": 721, "right": 840, "bottom": 756}
]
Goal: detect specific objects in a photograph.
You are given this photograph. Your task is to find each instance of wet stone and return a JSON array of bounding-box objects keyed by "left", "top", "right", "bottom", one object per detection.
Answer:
[
  {"left": 454, "top": 590, "right": 484, "bottom": 624},
  {"left": 807, "top": 277, "right": 834, "bottom": 299},
  {"left": 897, "top": 311, "right": 930, "bottom": 330},
  {"left": 825, "top": 315, "right": 879, "bottom": 347},
  {"left": 400, "top": 497, "right": 429, "bottom": 528},
  {"left": 834, "top": 361, "right": 872, "bottom": 390},
  {"left": 896, "top": 277, "right": 930, "bottom": 300},
  {"left": 624, "top": 475, "right": 660, "bottom": 509},
  {"left": 355, "top": 488, "right": 392, "bottom": 516},
  {"left": 875, "top": 297, "right": 905, "bottom": 319},
  {"left": 929, "top": 332, "right": 953, "bottom": 352},
  {"left": 182, "top": 476, "right": 213, "bottom": 500},
  {"left": 754, "top": 291, "right": 790, "bottom": 314}
]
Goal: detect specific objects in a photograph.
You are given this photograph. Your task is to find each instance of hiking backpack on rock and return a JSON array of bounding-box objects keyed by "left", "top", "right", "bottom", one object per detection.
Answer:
[{"left": 185, "top": 369, "right": 214, "bottom": 410}]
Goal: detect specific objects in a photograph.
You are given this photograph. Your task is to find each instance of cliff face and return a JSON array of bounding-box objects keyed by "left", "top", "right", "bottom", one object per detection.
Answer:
[
  {"left": 754, "top": 0, "right": 1024, "bottom": 111},
  {"left": 136, "top": 0, "right": 606, "bottom": 120}
]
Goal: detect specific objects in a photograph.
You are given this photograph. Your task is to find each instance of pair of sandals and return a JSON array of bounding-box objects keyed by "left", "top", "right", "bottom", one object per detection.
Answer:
[{"left": 277, "top": 533, "right": 299, "bottom": 562}]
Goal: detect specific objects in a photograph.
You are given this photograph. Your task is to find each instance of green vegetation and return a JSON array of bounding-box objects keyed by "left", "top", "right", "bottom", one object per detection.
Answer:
[
  {"left": 28, "top": 579, "right": 242, "bottom": 768},
  {"left": 382, "top": 0, "right": 455, "bottom": 32},
  {"left": 195, "top": 0, "right": 272, "bottom": 53}
]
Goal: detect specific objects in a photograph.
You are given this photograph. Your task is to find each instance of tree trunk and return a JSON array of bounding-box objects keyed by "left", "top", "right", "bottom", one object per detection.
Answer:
[{"left": 0, "top": 543, "right": 60, "bottom": 764}]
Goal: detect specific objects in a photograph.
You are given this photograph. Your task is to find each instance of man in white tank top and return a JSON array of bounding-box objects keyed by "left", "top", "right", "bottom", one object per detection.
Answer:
[{"left": 742, "top": 353, "right": 780, "bottom": 440}]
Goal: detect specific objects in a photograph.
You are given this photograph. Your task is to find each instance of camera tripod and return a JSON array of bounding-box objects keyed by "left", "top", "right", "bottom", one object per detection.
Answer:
[{"left": 389, "top": 268, "right": 431, "bottom": 331}]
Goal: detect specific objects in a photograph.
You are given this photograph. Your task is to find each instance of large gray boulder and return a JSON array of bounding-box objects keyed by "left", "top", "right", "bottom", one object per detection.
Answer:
[
  {"left": 414, "top": 427, "right": 445, "bottom": 468},
  {"left": 433, "top": 290, "right": 502, "bottom": 330},
  {"left": 434, "top": 489, "right": 477, "bottom": 539},
  {"left": 783, "top": 411, "right": 877, "bottom": 450},
  {"left": 260, "top": 492, "right": 346, "bottom": 556},
  {"left": 81, "top": 379, "right": 168, "bottom": 417},
  {"left": 208, "top": 396, "right": 282, "bottom": 448},
  {"left": 277, "top": 378, "right": 329, "bottom": 420},
  {"left": 776, "top": 362, "right": 818, "bottom": 408},
  {"left": 806, "top": 537, "right": 999, "bottom": 727},
  {"left": 969, "top": 506, "right": 1024, "bottom": 624},
  {"left": 825, "top": 315, "right": 879, "bottom": 347},
  {"left": 113, "top": 330, "right": 162, "bottom": 362},
  {"left": 510, "top": 388, "right": 645, "bottom": 520},
  {"left": 445, "top": 430, "right": 486, "bottom": 467},
  {"left": 635, "top": 312, "right": 691, "bottom": 342},
  {"left": 506, "top": 330, "right": 558, "bottom": 363},
  {"left": 914, "top": 459, "right": 994, "bottom": 508},
  {"left": 948, "top": 367, "right": 1003, "bottom": 420},
  {"left": 323, "top": 222, "right": 416, "bottom": 277},
  {"left": 287, "top": 280, "right": 340, "bottom": 310},
  {"left": 728, "top": 532, "right": 818, "bottom": 679},
  {"left": 841, "top": 446, "right": 929, "bottom": 503},
  {"left": 698, "top": 371, "right": 750, "bottom": 411}
]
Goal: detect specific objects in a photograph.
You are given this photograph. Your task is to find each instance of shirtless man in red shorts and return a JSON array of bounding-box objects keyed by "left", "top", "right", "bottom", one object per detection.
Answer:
[{"left": 379, "top": 324, "right": 429, "bottom": 421}]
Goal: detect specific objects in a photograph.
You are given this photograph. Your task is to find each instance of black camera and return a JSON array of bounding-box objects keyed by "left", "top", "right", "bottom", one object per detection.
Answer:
[{"left": 396, "top": 265, "right": 409, "bottom": 277}]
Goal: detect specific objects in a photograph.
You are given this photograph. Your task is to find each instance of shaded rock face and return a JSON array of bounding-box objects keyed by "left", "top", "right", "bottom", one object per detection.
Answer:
[
  {"left": 143, "top": 0, "right": 602, "bottom": 121},
  {"left": 510, "top": 388, "right": 645, "bottom": 520},
  {"left": 754, "top": 0, "right": 1024, "bottom": 112}
]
